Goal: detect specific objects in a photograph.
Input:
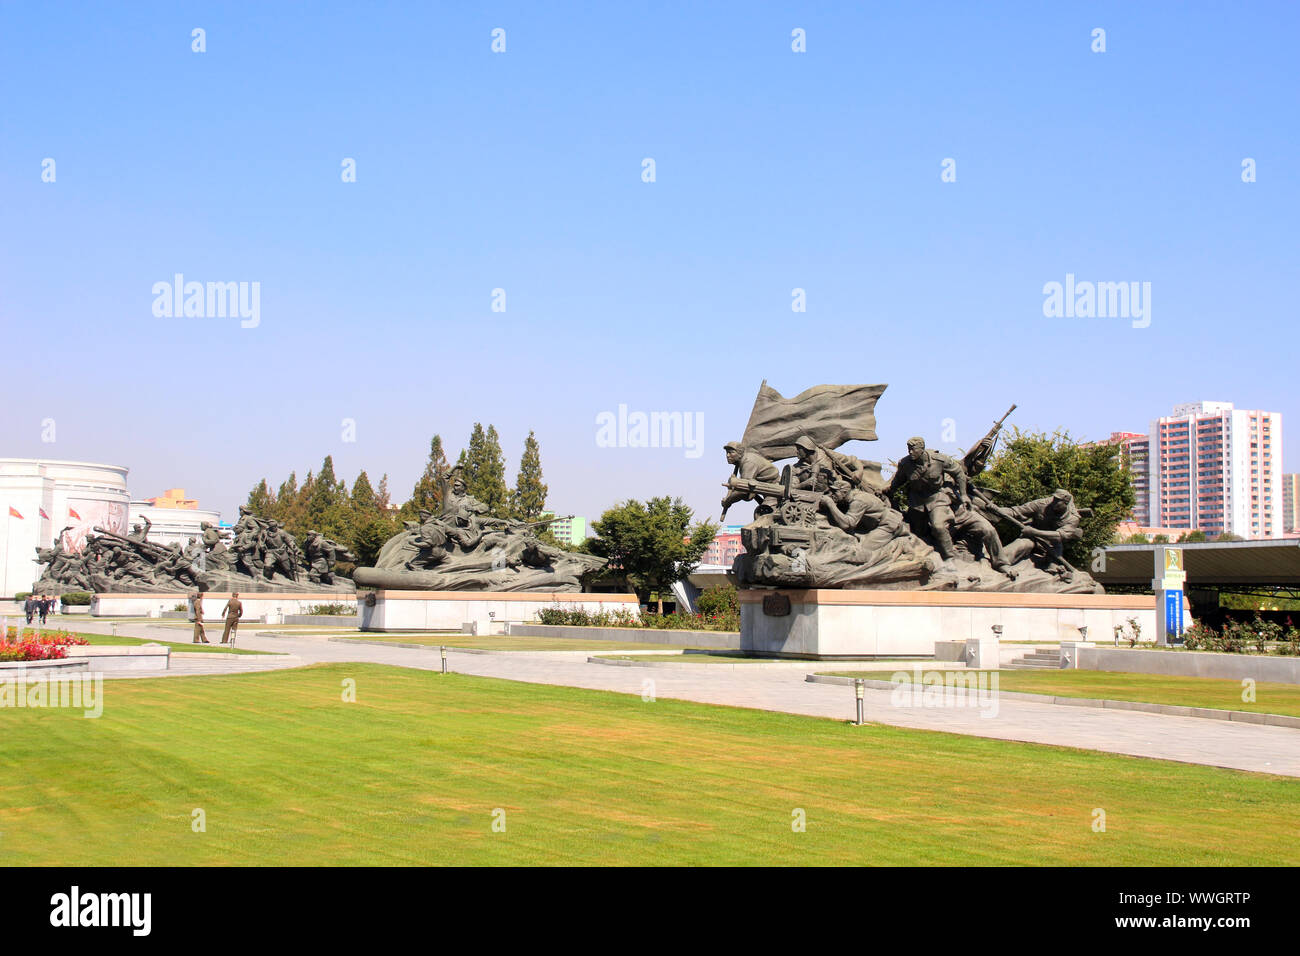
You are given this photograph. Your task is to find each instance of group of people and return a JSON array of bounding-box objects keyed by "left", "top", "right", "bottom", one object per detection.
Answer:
[
  {"left": 23, "top": 593, "right": 58, "bottom": 625},
  {"left": 189, "top": 591, "right": 244, "bottom": 645}
]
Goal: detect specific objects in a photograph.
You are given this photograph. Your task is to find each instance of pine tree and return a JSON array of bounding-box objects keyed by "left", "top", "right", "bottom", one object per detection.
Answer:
[
  {"left": 352, "top": 471, "right": 399, "bottom": 566},
  {"left": 460, "top": 424, "right": 487, "bottom": 491},
  {"left": 463, "top": 424, "right": 509, "bottom": 517},
  {"left": 351, "top": 470, "right": 377, "bottom": 513},
  {"left": 510, "top": 430, "right": 548, "bottom": 521},
  {"left": 245, "top": 478, "right": 276, "bottom": 516},
  {"left": 309, "top": 456, "right": 345, "bottom": 521},
  {"left": 275, "top": 472, "right": 300, "bottom": 526},
  {"left": 406, "top": 435, "right": 450, "bottom": 517}
]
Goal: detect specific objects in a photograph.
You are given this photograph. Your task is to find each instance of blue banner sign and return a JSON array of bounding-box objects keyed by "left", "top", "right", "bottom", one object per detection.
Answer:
[{"left": 1164, "top": 589, "right": 1185, "bottom": 644}]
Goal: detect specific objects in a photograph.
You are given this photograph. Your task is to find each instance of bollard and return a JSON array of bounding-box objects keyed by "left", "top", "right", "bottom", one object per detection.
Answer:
[
  {"left": 440, "top": 645, "right": 448, "bottom": 674},
  {"left": 854, "top": 679, "right": 865, "bottom": 726}
]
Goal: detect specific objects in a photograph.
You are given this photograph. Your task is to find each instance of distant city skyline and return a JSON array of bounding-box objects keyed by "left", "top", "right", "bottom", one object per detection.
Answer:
[{"left": 3, "top": 3, "right": 1296, "bottom": 526}]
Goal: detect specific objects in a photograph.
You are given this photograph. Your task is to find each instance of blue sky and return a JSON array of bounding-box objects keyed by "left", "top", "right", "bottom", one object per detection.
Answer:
[{"left": 2, "top": 1, "right": 1296, "bottom": 524}]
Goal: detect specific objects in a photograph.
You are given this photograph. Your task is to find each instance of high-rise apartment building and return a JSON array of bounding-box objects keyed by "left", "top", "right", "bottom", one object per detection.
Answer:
[
  {"left": 1145, "top": 402, "right": 1283, "bottom": 539},
  {"left": 702, "top": 525, "right": 745, "bottom": 567},
  {"left": 1283, "top": 473, "right": 1300, "bottom": 533},
  {"left": 1105, "top": 431, "right": 1150, "bottom": 525},
  {"left": 540, "top": 513, "right": 588, "bottom": 547}
]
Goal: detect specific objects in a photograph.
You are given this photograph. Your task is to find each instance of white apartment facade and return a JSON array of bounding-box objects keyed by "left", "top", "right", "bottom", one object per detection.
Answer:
[{"left": 1147, "top": 402, "right": 1283, "bottom": 539}]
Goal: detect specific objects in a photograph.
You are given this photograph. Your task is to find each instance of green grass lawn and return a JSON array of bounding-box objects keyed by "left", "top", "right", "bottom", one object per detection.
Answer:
[
  {"left": 54, "top": 631, "right": 274, "bottom": 656},
  {"left": 343, "top": 634, "right": 710, "bottom": 652},
  {"left": 1, "top": 662, "right": 1296, "bottom": 866},
  {"left": 821, "top": 669, "right": 1300, "bottom": 718}
]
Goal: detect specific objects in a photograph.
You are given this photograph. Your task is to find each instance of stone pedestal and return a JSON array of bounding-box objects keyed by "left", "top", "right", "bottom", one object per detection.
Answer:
[
  {"left": 739, "top": 589, "right": 1162, "bottom": 660},
  {"left": 357, "top": 590, "right": 639, "bottom": 633},
  {"left": 964, "top": 636, "right": 1000, "bottom": 669}
]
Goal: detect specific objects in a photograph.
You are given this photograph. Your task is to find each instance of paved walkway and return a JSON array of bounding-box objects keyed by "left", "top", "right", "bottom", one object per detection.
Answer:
[{"left": 57, "top": 617, "right": 1300, "bottom": 778}]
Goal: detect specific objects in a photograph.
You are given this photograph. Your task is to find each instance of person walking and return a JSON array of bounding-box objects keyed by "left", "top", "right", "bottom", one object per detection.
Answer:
[
  {"left": 220, "top": 592, "right": 243, "bottom": 645},
  {"left": 191, "top": 590, "right": 210, "bottom": 644},
  {"left": 24, "top": 594, "right": 35, "bottom": 625},
  {"left": 37, "top": 595, "right": 49, "bottom": 625}
]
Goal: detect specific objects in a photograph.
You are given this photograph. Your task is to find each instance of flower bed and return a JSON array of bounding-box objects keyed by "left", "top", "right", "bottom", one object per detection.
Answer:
[
  {"left": 0, "top": 628, "right": 90, "bottom": 662},
  {"left": 1181, "top": 615, "right": 1300, "bottom": 655}
]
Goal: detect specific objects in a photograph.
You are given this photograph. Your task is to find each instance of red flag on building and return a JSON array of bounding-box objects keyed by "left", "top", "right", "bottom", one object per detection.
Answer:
[
  {"left": 8, "top": 507, "right": 23, "bottom": 519},
  {"left": 39, "top": 508, "right": 50, "bottom": 520},
  {"left": 68, "top": 507, "right": 81, "bottom": 520}
]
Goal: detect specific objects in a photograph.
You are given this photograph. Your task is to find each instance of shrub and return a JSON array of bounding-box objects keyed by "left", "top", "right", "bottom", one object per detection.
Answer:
[
  {"left": 304, "top": 603, "right": 357, "bottom": 616},
  {"left": 696, "top": 584, "right": 738, "bottom": 618},
  {"left": 60, "top": 591, "right": 93, "bottom": 606},
  {"left": 534, "top": 602, "right": 738, "bottom": 631},
  {"left": 1182, "top": 621, "right": 1214, "bottom": 651}
]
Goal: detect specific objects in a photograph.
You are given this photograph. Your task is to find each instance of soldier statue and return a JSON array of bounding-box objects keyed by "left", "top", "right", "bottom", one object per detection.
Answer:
[
  {"left": 993, "top": 489, "right": 1084, "bottom": 580},
  {"left": 720, "top": 441, "right": 781, "bottom": 520},
  {"left": 819, "top": 479, "right": 907, "bottom": 551},
  {"left": 261, "top": 520, "right": 300, "bottom": 582},
  {"left": 303, "top": 530, "right": 339, "bottom": 585},
  {"left": 885, "top": 436, "right": 969, "bottom": 565}
]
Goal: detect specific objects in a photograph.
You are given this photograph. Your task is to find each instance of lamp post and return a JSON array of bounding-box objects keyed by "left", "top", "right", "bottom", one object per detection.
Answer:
[{"left": 854, "top": 679, "right": 865, "bottom": 726}]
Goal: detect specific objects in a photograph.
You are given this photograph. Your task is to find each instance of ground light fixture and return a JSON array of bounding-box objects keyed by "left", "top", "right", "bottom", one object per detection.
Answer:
[
  {"left": 991, "top": 624, "right": 1003, "bottom": 638},
  {"left": 854, "top": 678, "right": 865, "bottom": 726},
  {"left": 440, "top": 645, "right": 448, "bottom": 674}
]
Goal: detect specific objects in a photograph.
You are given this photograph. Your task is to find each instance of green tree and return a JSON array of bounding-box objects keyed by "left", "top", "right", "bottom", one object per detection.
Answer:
[
  {"left": 1179, "top": 530, "right": 1208, "bottom": 543},
  {"left": 350, "top": 470, "right": 400, "bottom": 566},
  {"left": 462, "top": 423, "right": 510, "bottom": 517},
  {"left": 981, "top": 427, "right": 1135, "bottom": 568},
  {"left": 1215, "top": 532, "right": 1245, "bottom": 542},
  {"left": 308, "top": 456, "right": 346, "bottom": 522},
  {"left": 587, "top": 497, "right": 717, "bottom": 612},
  {"left": 510, "top": 430, "right": 548, "bottom": 521},
  {"left": 274, "top": 472, "right": 304, "bottom": 531},
  {"left": 245, "top": 478, "right": 276, "bottom": 516},
  {"left": 350, "top": 470, "right": 378, "bottom": 514},
  {"left": 405, "top": 435, "right": 450, "bottom": 517}
]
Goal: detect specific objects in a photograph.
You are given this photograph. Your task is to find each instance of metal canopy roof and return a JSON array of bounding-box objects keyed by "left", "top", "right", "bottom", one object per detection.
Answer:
[{"left": 1097, "top": 540, "right": 1300, "bottom": 588}]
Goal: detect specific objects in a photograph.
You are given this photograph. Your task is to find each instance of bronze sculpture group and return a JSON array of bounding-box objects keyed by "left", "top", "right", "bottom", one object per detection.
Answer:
[
  {"left": 34, "top": 380, "right": 1097, "bottom": 597},
  {"left": 32, "top": 510, "right": 355, "bottom": 595},
  {"left": 723, "top": 382, "right": 1100, "bottom": 593},
  {"left": 353, "top": 466, "right": 606, "bottom": 592}
]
